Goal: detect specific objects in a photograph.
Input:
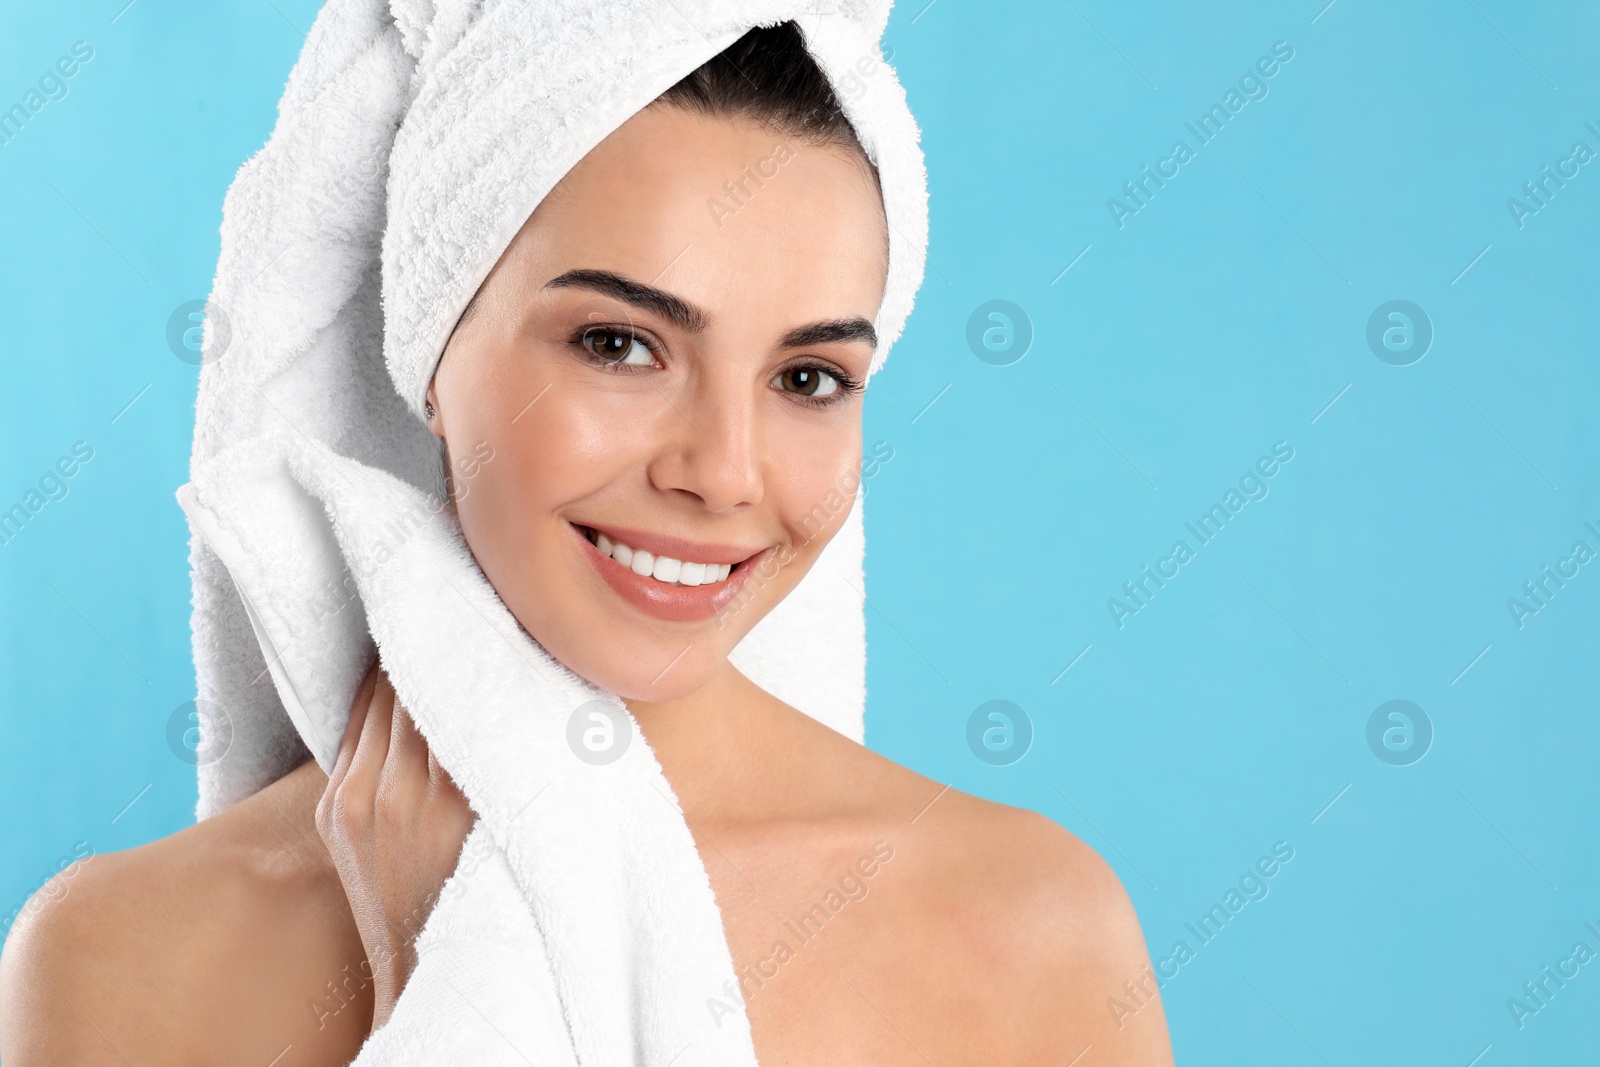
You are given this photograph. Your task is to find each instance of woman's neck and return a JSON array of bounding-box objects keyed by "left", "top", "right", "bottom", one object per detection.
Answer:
[{"left": 623, "top": 661, "right": 797, "bottom": 826}]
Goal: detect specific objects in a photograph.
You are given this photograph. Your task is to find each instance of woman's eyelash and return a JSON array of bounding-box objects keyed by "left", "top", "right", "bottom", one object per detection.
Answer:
[{"left": 567, "top": 325, "right": 862, "bottom": 408}]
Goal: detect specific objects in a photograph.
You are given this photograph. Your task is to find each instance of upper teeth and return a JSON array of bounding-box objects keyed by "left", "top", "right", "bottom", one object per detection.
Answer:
[{"left": 590, "top": 530, "right": 734, "bottom": 587}]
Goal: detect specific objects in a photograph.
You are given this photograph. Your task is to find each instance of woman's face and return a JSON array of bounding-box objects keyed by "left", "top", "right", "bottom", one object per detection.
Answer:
[{"left": 426, "top": 103, "right": 889, "bottom": 702}]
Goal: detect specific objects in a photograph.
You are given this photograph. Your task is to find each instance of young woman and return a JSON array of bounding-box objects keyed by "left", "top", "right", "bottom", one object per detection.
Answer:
[{"left": 1, "top": 24, "right": 1174, "bottom": 1066}]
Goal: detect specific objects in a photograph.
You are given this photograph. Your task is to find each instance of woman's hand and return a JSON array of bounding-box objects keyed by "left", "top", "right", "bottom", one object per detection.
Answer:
[{"left": 315, "top": 658, "right": 475, "bottom": 1031}]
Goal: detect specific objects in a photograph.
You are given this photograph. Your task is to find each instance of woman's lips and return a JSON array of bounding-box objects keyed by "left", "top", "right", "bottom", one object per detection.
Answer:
[
  {"left": 571, "top": 521, "right": 770, "bottom": 623},
  {"left": 579, "top": 520, "right": 763, "bottom": 566}
]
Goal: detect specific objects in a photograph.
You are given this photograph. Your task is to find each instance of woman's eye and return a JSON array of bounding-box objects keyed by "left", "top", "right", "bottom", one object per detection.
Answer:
[
  {"left": 773, "top": 365, "right": 840, "bottom": 399},
  {"left": 580, "top": 327, "right": 655, "bottom": 368}
]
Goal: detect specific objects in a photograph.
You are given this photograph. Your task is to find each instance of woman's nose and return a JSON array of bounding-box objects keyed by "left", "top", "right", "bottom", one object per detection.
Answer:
[{"left": 646, "top": 380, "right": 763, "bottom": 513}]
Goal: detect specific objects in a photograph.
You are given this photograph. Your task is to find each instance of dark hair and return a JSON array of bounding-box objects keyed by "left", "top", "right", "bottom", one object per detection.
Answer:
[{"left": 652, "top": 20, "right": 879, "bottom": 183}]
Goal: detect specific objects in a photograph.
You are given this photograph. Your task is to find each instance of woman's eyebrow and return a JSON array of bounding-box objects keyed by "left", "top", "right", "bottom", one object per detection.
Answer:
[
  {"left": 545, "top": 268, "right": 708, "bottom": 332},
  {"left": 544, "top": 268, "right": 877, "bottom": 350},
  {"left": 777, "top": 318, "right": 877, "bottom": 350}
]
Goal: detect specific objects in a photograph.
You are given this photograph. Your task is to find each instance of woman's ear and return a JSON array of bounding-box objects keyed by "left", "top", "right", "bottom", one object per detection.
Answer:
[{"left": 424, "top": 379, "right": 444, "bottom": 439}]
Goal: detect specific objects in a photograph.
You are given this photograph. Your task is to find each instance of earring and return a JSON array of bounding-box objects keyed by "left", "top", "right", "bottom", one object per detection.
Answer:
[{"left": 425, "top": 400, "right": 435, "bottom": 419}]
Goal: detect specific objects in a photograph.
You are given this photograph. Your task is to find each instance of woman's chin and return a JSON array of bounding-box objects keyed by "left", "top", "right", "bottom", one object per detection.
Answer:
[
  {"left": 589, "top": 663, "right": 722, "bottom": 706},
  {"left": 533, "top": 626, "right": 729, "bottom": 705}
]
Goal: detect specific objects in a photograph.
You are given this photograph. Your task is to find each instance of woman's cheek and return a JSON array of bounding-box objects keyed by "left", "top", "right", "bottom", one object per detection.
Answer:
[
  {"left": 541, "top": 384, "right": 658, "bottom": 484},
  {"left": 464, "top": 389, "right": 649, "bottom": 544},
  {"left": 777, "top": 426, "right": 861, "bottom": 539}
]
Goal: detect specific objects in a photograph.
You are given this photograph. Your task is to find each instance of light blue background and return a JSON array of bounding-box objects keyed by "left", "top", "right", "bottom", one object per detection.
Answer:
[{"left": 3, "top": 1, "right": 1597, "bottom": 1063}]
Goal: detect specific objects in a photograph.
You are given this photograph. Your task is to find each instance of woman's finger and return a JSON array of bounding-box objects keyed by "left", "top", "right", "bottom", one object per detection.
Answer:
[
  {"left": 343, "top": 663, "right": 396, "bottom": 803},
  {"left": 421, "top": 740, "right": 474, "bottom": 857},
  {"left": 387, "top": 688, "right": 428, "bottom": 774},
  {"left": 328, "top": 658, "right": 381, "bottom": 787},
  {"left": 426, "top": 746, "right": 451, "bottom": 792},
  {"left": 383, "top": 694, "right": 432, "bottom": 806}
]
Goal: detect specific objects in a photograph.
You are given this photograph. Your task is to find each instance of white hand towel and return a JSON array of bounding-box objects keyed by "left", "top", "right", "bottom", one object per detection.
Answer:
[{"left": 173, "top": 0, "right": 928, "bottom": 1063}]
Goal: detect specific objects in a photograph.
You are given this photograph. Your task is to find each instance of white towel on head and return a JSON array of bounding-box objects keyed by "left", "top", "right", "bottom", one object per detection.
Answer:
[{"left": 174, "top": 0, "right": 927, "bottom": 1062}]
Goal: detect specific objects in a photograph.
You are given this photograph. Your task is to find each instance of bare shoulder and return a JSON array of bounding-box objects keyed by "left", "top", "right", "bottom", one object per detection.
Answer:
[
  {"left": 923, "top": 786, "right": 1174, "bottom": 1064},
  {"left": 827, "top": 735, "right": 1173, "bottom": 1064},
  {"left": 0, "top": 820, "right": 244, "bottom": 1066},
  {"left": 0, "top": 761, "right": 371, "bottom": 1067}
]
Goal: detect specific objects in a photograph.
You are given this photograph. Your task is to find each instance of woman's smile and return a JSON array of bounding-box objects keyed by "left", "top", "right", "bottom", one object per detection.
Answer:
[{"left": 571, "top": 520, "right": 775, "bottom": 622}]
